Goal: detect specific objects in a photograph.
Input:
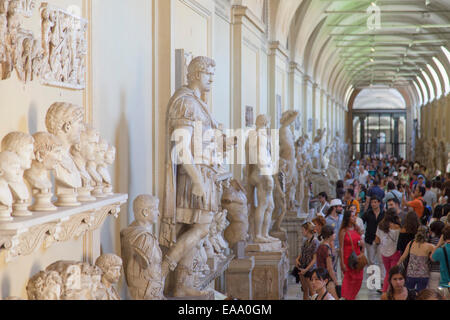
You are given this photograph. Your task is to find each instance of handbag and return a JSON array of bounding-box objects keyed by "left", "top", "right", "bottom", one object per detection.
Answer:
[
  {"left": 346, "top": 230, "right": 368, "bottom": 271},
  {"left": 401, "top": 240, "right": 414, "bottom": 272}
]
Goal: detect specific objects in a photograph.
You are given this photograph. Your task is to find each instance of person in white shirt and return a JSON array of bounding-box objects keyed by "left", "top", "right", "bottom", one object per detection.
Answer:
[
  {"left": 358, "top": 164, "right": 369, "bottom": 186},
  {"left": 317, "top": 192, "right": 330, "bottom": 217},
  {"left": 375, "top": 208, "right": 401, "bottom": 293}
]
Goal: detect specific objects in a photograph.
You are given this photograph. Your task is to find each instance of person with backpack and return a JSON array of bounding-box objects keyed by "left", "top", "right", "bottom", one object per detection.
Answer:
[
  {"left": 431, "top": 225, "right": 450, "bottom": 299},
  {"left": 404, "top": 186, "right": 430, "bottom": 224}
]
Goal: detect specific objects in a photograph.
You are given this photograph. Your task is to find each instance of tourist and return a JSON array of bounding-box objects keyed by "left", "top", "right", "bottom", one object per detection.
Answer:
[
  {"left": 308, "top": 268, "right": 336, "bottom": 300},
  {"left": 349, "top": 203, "right": 365, "bottom": 237},
  {"left": 375, "top": 208, "right": 401, "bottom": 292},
  {"left": 428, "top": 221, "right": 446, "bottom": 290},
  {"left": 336, "top": 180, "right": 345, "bottom": 201},
  {"left": 397, "top": 226, "right": 435, "bottom": 292},
  {"left": 383, "top": 181, "right": 403, "bottom": 208},
  {"left": 358, "top": 164, "right": 369, "bottom": 186},
  {"left": 397, "top": 210, "right": 420, "bottom": 254},
  {"left": 339, "top": 211, "right": 364, "bottom": 300},
  {"left": 404, "top": 186, "right": 426, "bottom": 220},
  {"left": 312, "top": 216, "right": 326, "bottom": 239},
  {"left": 431, "top": 225, "right": 450, "bottom": 299},
  {"left": 362, "top": 196, "right": 385, "bottom": 279},
  {"left": 423, "top": 180, "right": 438, "bottom": 210},
  {"left": 364, "top": 179, "right": 385, "bottom": 212},
  {"left": 387, "top": 197, "right": 406, "bottom": 225},
  {"left": 433, "top": 188, "right": 450, "bottom": 222},
  {"left": 344, "top": 188, "right": 360, "bottom": 215},
  {"left": 296, "top": 222, "right": 319, "bottom": 300},
  {"left": 317, "top": 192, "right": 330, "bottom": 217},
  {"left": 313, "top": 225, "right": 339, "bottom": 299},
  {"left": 344, "top": 170, "right": 354, "bottom": 188},
  {"left": 325, "top": 199, "right": 344, "bottom": 251},
  {"left": 416, "top": 289, "right": 446, "bottom": 300},
  {"left": 381, "top": 266, "right": 417, "bottom": 300}
]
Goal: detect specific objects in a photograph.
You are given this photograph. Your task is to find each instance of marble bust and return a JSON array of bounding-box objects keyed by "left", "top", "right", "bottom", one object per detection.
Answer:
[
  {"left": 1, "top": 131, "right": 35, "bottom": 216},
  {"left": 87, "top": 136, "right": 106, "bottom": 198},
  {"left": 95, "top": 254, "right": 122, "bottom": 300},
  {"left": 70, "top": 125, "right": 98, "bottom": 202},
  {"left": 0, "top": 151, "right": 22, "bottom": 221},
  {"left": 121, "top": 194, "right": 165, "bottom": 300},
  {"left": 24, "top": 132, "right": 63, "bottom": 211},
  {"left": 45, "top": 102, "right": 83, "bottom": 206},
  {"left": 98, "top": 142, "right": 115, "bottom": 195},
  {"left": 27, "top": 270, "right": 63, "bottom": 300}
]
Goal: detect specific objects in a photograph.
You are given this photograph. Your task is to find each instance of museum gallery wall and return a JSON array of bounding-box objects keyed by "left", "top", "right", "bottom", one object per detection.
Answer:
[{"left": 0, "top": 0, "right": 349, "bottom": 299}]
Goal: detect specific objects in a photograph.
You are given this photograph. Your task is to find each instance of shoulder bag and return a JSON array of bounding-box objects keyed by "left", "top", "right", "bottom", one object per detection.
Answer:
[
  {"left": 346, "top": 230, "right": 368, "bottom": 271},
  {"left": 401, "top": 240, "right": 414, "bottom": 272}
]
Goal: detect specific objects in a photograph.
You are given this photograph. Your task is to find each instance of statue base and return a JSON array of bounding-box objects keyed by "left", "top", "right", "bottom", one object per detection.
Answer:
[
  {"left": 0, "top": 208, "right": 13, "bottom": 221},
  {"left": 225, "top": 256, "right": 255, "bottom": 300},
  {"left": 31, "top": 192, "right": 57, "bottom": 212},
  {"left": 246, "top": 240, "right": 282, "bottom": 253},
  {"left": 12, "top": 202, "right": 32, "bottom": 217},
  {"left": 55, "top": 187, "right": 81, "bottom": 207},
  {"left": 168, "top": 290, "right": 215, "bottom": 301},
  {"left": 245, "top": 247, "right": 288, "bottom": 300},
  {"left": 103, "top": 185, "right": 113, "bottom": 196},
  {"left": 92, "top": 186, "right": 107, "bottom": 198},
  {"left": 269, "top": 230, "right": 287, "bottom": 242},
  {"left": 77, "top": 187, "right": 96, "bottom": 202}
]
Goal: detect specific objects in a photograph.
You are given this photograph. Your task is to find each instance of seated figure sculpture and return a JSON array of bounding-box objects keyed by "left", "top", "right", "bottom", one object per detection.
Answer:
[
  {"left": 1, "top": 131, "right": 35, "bottom": 216},
  {"left": 24, "top": 132, "right": 63, "bottom": 211},
  {"left": 121, "top": 194, "right": 165, "bottom": 300},
  {"left": 45, "top": 102, "right": 83, "bottom": 206},
  {"left": 0, "top": 151, "right": 22, "bottom": 221}
]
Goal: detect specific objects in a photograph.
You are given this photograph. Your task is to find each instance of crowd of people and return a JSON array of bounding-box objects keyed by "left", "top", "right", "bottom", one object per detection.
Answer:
[{"left": 294, "top": 156, "right": 450, "bottom": 301}]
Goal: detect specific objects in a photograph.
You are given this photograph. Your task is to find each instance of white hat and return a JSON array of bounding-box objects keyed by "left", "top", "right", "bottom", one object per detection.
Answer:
[
  {"left": 393, "top": 172, "right": 398, "bottom": 177},
  {"left": 330, "top": 199, "right": 343, "bottom": 207}
]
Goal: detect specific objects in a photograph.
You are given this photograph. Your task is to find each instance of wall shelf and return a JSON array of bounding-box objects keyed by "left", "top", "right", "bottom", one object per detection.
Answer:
[{"left": 0, "top": 194, "right": 128, "bottom": 263}]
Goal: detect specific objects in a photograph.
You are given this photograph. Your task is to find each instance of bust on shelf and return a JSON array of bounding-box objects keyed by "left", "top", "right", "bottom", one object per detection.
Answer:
[
  {"left": 0, "top": 151, "right": 22, "bottom": 221},
  {"left": 24, "top": 132, "right": 63, "bottom": 211},
  {"left": 1, "top": 131, "right": 35, "bottom": 216},
  {"left": 45, "top": 102, "right": 83, "bottom": 207},
  {"left": 98, "top": 141, "right": 115, "bottom": 196},
  {"left": 87, "top": 136, "right": 106, "bottom": 198}
]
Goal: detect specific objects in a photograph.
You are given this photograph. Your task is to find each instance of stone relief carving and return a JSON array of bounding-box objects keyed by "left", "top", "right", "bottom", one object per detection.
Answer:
[
  {"left": 39, "top": 3, "right": 87, "bottom": 89},
  {"left": 208, "top": 210, "right": 229, "bottom": 260},
  {"left": 121, "top": 195, "right": 165, "bottom": 300}
]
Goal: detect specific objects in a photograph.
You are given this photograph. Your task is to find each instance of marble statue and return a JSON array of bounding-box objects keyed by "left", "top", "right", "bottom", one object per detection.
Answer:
[
  {"left": 310, "top": 128, "right": 330, "bottom": 197},
  {"left": 272, "top": 158, "right": 287, "bottom": 234},
  {"left": 295, "top": 133, "right": 313, "bottom": 213},
  {"left": 121, "top": 194, "right": 165, "bottom": 300},
  {"left": 160, "top": 56, "right": 228, "bottom": 298},
  {"left": 0, "top": 0, "right": 8, "bottom": 71},
  {"left": 192, "top": 238, "right": 210, "bottom": 287},
  {"left": 1, "top": 131, "right": 34, "bottom": 216},
  {"left": 86, "top": 136, "right": 106, "bottom": 198},
  {"left": 24, "top": 132, "right": 63, "bottom": 211},
  {"left": 0, "top": 151, "right": 22, "bottom": 221},
  {"left": 279, "top": 110, "right": 299, "bottom": 212},
  {"left": 208, "top": 210, "right": 229, "bottom": 260},
  {"left": 27, "top": 270, "right": 63, "bottom": 300},
  {"left": 45, "top": 102, "right": 83, "bottom": 207},
  {"left": 70, "top": 125, "right": 98, "bottom": 202},
  {"left": 221, "top": 179, "right": 249, "bottom": 249},
  {"left": 94, "top": 254, "right": 122, "bottom": 300},
  {"left": 245, "top": 114, "right": 278, "bottom": 244},
  {"left": 431, "top": 138, "right": 438, "bottom": 173},
  {"left": 438, "top": 140, "right": 447, "bottom": 173},
  {"left": 99, "top": 142, "right": 115, "bottom": 195}
]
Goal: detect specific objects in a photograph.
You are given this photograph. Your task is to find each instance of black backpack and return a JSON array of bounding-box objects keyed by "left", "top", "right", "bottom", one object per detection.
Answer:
[{"left": 419, "top": 199, "right": 432, "bottom": 225}]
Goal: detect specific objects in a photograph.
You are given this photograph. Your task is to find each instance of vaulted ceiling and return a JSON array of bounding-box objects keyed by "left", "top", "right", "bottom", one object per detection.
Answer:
[{"left": 267, "top": 0, "right": 450, "bottom": 110}]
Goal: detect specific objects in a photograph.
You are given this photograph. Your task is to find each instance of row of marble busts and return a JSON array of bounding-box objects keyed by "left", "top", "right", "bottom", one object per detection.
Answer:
[{"left": 0, "top": 102, "right": 116, "bottom": 221}]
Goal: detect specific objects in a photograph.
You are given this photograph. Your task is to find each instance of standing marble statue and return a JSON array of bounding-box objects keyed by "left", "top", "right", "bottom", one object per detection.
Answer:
[
  {"left": 272, "top": 158, "right": 287, "bottom": 234},
  {"left": 159, "top": 56, "right": 229, "bottom": 298},
  {"left": 245, "top": 114, "right": 278, "bottom": 244},
  {"left": 310, "top": 129, "right": 330, "bottom": 197},
  {"left": 1, "top": 131, "right": 34, "bottom": 216},
  {"left": 70, "top": 126, "right": 98, "bottom": 202},
  {"left": 0, "top": 151, "right": 22, "bottom": 221},
  {"left": 25, "top": 132, "right": 63, "bottom": 211},
  {"left": 45, "top": 102, "right": 83, "bottom": 206},
  {"left": 121, "top": 194, "right": 165, "bottom": 300}
]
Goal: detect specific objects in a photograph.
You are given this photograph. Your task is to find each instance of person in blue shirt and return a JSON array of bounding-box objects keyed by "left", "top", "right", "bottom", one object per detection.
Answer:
[
  {"left": 431, "top": 226, "right": 450, "bottom": 295},
  {"left": 364, "top": 179, "right": 385, "bottom": 212},
  {"left": 325, "top": 199, "right": 344, "bottom": 251}
]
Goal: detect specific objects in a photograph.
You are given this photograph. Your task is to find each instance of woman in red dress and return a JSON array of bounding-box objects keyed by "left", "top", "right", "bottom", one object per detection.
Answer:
[{"left": 338, "top": 210, "right": 365, "bottom": 300}]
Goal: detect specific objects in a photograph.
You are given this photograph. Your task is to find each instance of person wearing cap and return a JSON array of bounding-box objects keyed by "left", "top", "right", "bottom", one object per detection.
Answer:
[{"left": 325, "top": 199, "right": 344, "bottom": 251}]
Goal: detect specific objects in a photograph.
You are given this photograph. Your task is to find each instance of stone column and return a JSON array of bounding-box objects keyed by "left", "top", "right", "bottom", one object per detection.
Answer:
[
  {"left": 393, "top": 115, "right": 400, "bottom": 158},
  {"left": 359, "top": 115, "right": 366, "bottom": 156},
  {"left": 225, "top": 256, "right": 255, "bottom": 300}
]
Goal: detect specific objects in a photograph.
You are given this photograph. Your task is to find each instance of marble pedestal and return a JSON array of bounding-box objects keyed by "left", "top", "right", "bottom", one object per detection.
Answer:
[
  {"left": 225, "top": 256, "right": 255, "bottom": 300},
  {"left": 281, "top": 211, "right": 307, "bottom": 266},
  {"left": 245, "top": 245, "right": 288, "bottom": 300}
]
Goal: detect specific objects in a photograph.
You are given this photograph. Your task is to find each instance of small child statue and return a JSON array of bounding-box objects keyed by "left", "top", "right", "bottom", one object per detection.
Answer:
[{"left": 0, "top": 151, "right": 22, "bottom": 221}]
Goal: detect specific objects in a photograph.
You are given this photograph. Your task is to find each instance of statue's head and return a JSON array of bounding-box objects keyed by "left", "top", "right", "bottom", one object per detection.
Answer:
[
  {"left": 280, "top": 110, "right": 299, "bottom": 126},
  {"left": 255, "top": 114, "right": 270, "bottom": 129},
  {"left": 95, "top": 254, "right": 122, "bottom": 285},
  {"left": 76, "top": 125, "right": 99, "bottom": 162},
  {"left": 0, "top": 151, "right": 22, "bottom": 183},
  {"left": 1, "top": 131, "right": 35, "bottom": 170},
  {"left": 7, "top": 0, "right": 18, "bottom": 14},
  {"left": 27, "top": 271, "right": 63, "bottom": 300},
  {"left": 187, "top": 56, "right": 216, "bottom": 93},
  {"left": 45, "top": 102, "right": 84, "bottom": 146},
  {"left": 32, "top": 132, "right": 63, "bottom": 170},
  {"left": 95, "top": 138, "right": 108, "bottom": 164},
  {"left": 133, "top": 194, "right": 159, "bottom": 224},
  {"left": 0, "top": 0, "right": 8, "bottom": 14},
  {"left": 105, "top": 144, "right": 116, "bottom": 165}
]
